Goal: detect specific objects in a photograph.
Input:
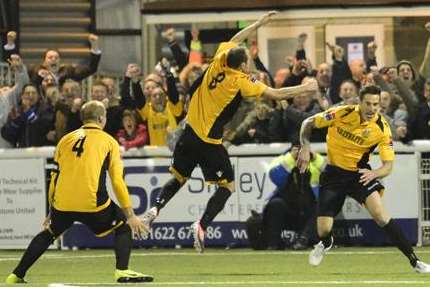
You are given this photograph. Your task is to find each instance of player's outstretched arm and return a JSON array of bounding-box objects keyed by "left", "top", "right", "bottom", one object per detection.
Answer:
[
  {"left": 263, "top": 78, "right": 318, "bottom": 101},
  {"left": 297, "top": 115, "right": 317, "bottom": 173},
  {"left": 230, "top": 11, "right": 278, "bottom": 44}
]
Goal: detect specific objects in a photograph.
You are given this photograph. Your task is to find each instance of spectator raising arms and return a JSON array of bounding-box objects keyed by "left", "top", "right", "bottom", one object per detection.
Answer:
[
  {"left": 29, "top": 33, "right": 101, "bottom": 88},
  {"left": 2, "top": 31, "right": 18, "bottom": 61},
  {"left": 1, "top": 83, "right": 55, "bottom": 147},
  {"left": 0, "top": 54, "right": 29, "bottom": 148}
]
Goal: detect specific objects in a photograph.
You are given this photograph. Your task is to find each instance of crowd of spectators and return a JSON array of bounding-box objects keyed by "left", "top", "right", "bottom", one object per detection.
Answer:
[{"left": 1, "top": 22, "right": 430, "bottom": 151}]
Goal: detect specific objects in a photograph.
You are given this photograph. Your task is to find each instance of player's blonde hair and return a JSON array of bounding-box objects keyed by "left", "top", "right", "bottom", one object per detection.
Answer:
[{"left": 80, "top": 100, "right": 106, "bottom": 123}]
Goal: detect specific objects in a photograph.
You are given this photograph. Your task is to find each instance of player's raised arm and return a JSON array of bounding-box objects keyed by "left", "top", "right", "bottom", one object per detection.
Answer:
[{"left": 230, "top": 11, "right": 278, "bottom": 44}]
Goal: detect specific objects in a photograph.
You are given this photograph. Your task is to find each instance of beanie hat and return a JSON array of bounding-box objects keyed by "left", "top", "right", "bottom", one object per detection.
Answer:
[{"left": 396, "top": 60, "right": 416, "bottom": 80}]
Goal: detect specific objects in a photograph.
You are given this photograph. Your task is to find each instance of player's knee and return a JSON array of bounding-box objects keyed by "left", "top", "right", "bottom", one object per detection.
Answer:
[
  {"left": 373, "top": 213, "right": 390, "bottom": 227},
  {"left": 317, "top": 217, "right": 333, "bottom": 237},
  {"left": 368, "top": 205, "right": 390, "bottom": 226}
]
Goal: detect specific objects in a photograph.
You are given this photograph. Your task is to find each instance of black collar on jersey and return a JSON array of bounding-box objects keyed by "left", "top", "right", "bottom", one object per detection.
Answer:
[{"left": 82, "top": 123, "right": 102, "bottom": 130}]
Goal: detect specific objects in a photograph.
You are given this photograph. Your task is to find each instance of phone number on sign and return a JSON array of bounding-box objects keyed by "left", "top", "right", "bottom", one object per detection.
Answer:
[{"left": 147, "top": 226, "right": 222, "bottom": 241}]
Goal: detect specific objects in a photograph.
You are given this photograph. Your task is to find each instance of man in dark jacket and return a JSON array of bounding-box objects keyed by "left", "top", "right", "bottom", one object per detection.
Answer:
[
  {"left": 1, "top": 84, "right": 54, "bottom": 147},
  {"left": 399, "top": 79, "right": 430, "bottom": 143},
  {"left": 28, "top": 34, "right": 101, "bottom": 88}
]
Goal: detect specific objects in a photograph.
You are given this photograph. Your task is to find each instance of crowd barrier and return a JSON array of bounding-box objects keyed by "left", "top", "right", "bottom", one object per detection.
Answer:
[{"left": 0, "top": 141, "right": 429, "bottom": 249}]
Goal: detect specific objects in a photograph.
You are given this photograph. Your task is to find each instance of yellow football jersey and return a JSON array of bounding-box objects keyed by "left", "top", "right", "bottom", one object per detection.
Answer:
[
  {"left": 314, "top": 105, "right": 394, "bottom": 171},
  {"left": 48, "top": 123, "right": 131, "bottom": 212},
  {"left": 139, "top": 103, "right": 178, "bottom": 146},
  {"left": 168, "top": 100, "right": 184, "bottom": 118},
  {"left": 187, "top": 41, "right": 268, "bottom": 144}
]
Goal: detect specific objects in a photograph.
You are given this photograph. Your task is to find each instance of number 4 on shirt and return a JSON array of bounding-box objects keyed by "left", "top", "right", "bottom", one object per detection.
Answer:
[{"left": 72, "top": 136, "right": 86, "bottom": 157}]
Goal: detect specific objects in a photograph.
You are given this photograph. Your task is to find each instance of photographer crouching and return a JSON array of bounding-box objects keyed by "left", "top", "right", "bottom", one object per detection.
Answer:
[{"left": 256, "top": 142, "right": 325, "bottom": 250}]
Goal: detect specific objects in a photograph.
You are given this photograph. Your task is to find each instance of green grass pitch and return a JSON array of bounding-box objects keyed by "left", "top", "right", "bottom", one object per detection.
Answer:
[{"left": 2, "top": 247, "right": 430, "bottom": 286}]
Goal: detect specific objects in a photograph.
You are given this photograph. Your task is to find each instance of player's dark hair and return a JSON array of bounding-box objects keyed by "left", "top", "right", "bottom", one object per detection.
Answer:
[
  {"left": 226, "top": 47, "right": 248, "bottom": 69},
  {"left": 359, "top": 85, "right": 381, "bottom": 101}
]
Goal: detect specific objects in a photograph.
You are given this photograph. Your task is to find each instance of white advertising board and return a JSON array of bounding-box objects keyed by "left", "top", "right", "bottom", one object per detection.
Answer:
[
  {"left": 0, "top": 158, "right": 46, "bottom": 249},
  {"left": 0, "top": 152, "right": 418, "bottom": 249},
  {"left": 339, "top": 154, "right": 419, "bottom": 220}
]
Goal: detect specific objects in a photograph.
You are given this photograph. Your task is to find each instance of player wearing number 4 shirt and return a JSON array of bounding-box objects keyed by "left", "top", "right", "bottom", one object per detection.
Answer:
[
  {"left": 6, "top": 101, "right": 153, "bottom": 284},
  {"left": 140, "top": 10, "right": 318, "bottom": 253},
  {"left": 297, "top": 85, "right": 430, "bottom": 273}
]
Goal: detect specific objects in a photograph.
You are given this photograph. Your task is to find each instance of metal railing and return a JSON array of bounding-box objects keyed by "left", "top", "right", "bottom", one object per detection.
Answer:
[{"left": 420, "top": 155, "right": 430, "bottom": 245}]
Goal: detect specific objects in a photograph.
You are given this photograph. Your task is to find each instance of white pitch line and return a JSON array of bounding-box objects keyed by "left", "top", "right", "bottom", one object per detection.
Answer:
[
  {"left": 0, "top": 254, "right": 66, "bottom": 261},
  {"left": 2, "top": 249, "right": 430, "bottom": 262},
  {"left": 41, "top": 280, "right": 430, "bottom": 286}
]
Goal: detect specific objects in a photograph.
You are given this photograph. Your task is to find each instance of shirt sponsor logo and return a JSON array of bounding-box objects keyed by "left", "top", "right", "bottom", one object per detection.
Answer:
[
  {"left": 324, "top": 111, "right": 335, "bottom": 121},
  {"left": 336, "top": 126, "right": 365, "bottom": 145}
]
